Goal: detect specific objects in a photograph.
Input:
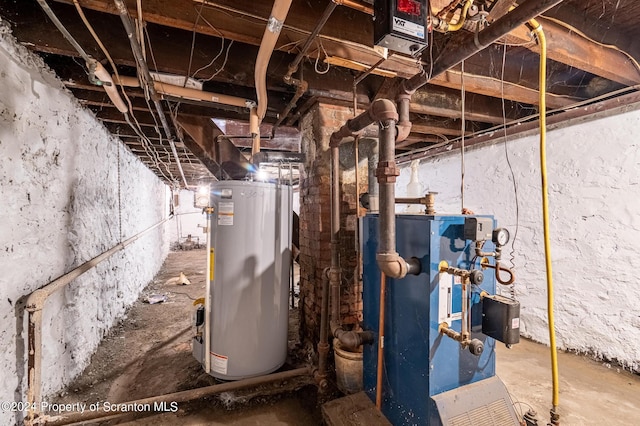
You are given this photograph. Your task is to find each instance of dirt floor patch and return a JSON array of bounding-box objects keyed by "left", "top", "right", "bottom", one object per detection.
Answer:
[{"left": 52, "top": 249, "right": 322, "bottom": 425}]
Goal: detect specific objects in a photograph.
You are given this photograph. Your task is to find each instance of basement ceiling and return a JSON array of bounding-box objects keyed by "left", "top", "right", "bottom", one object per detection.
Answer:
[{"left": 1, "top": 0, "right": 639, "bottom": 187}]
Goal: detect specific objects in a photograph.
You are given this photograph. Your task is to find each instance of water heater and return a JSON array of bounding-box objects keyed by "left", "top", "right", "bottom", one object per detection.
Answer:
[
  {"left": 374, "top": 0, "right": 428, "bottom": 55},
  {"left": 192, "top": 180, "right": 292, "bottom": 380}
]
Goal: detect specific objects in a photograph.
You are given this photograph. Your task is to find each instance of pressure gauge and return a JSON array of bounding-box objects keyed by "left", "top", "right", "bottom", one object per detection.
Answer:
[{"left": 492, "top": 228, "right": 510, "bottom": 246}]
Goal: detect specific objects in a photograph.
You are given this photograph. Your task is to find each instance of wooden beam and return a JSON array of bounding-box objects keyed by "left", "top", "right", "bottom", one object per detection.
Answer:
[
  {"left": 508, "top": 17, "right": 640, "bottom": 86},
  {"left": 410, "top": 85, "right": 525, "bottom": 125}
]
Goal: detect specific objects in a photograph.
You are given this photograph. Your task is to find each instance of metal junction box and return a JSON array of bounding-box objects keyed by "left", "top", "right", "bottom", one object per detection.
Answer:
[{"left": 374, "top": 0, "right": 428, "bottom": 55}]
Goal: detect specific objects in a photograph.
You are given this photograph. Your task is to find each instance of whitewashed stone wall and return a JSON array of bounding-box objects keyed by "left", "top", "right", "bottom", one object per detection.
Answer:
[
  {"left": 0, "top": 23, "right": 170, "bottom": 425},
  {"left": 396, "top": 107, "right": 640, "bottom": 371}
]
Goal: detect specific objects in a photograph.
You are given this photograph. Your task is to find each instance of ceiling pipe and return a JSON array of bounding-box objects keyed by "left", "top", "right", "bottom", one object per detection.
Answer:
[
  {"left": 113, "top": 0, "right": 189, "bottom": 188},
  {"left": 255, "top": 0, "right": 293, "bottom": 121},
  {"left": 283, "top": 0, "right": 338, "bottom": 84},
  {"left": 334, "top": 0, "right": 374, "bottom": 15},
  {"left": 35, "top": 0, "right": 128, "bottom": 113},
  {"left": 114, "top": 75, "right": 255, "bottom": 109},
  {"left": 398, "top": 0, "right": 565, "bottom": 96},
  {"left": 253, "top": 0, "right": 293, "bottom": 157}
]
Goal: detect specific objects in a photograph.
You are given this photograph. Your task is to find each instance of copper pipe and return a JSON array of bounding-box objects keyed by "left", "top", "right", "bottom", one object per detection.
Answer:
[{"left": 375, "top": 271, "right": 386, "bottom": 409}]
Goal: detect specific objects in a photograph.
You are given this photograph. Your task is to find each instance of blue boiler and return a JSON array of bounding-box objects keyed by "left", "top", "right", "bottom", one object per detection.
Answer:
[{"left": 361, "top": 214, "right": 518, "bottom": 425}]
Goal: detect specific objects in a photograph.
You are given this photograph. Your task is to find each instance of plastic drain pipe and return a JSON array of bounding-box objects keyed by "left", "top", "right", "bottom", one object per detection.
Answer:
[
  {"left": 24, "top": 215, "right": 173, "bottom": 425},
  {"left": 528, "top": 18, "right": 560, "bottom": 426}
]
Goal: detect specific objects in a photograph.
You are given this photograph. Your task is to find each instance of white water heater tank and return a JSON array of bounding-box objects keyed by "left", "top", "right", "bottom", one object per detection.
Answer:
[{"left": 208, "top": 180, "right": 292, "bottom": 380}]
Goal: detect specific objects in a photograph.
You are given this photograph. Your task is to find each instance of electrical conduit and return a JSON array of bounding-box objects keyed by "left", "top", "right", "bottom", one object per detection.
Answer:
[{"left": 529, "top": 18, "right": 560, "bottom": 425}]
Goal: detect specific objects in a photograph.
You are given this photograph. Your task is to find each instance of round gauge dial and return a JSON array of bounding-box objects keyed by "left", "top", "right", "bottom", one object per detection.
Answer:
[{"left": 492, "top": 228, "right": 510, "bottom": 246}]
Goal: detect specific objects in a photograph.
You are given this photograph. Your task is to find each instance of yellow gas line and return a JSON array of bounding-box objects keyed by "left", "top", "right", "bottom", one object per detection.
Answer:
[{"left": 528, "top": 18, "right": 560, "bottom": 424}]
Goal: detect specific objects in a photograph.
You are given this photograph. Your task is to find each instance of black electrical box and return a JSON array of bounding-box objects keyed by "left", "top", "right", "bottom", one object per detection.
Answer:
[
  {"left": 463, "top": 217, "right": 493, "bottom": 241},
  {"left": 374, "top": 0, "right": 428, "bottom": 55},
  {"left": 482, "top": 294, "right": 520, "bottom": 345}
]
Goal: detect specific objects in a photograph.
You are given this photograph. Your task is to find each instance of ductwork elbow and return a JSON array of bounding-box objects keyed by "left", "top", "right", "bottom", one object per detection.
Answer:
[{"left": 376, "top": 252, "right": 408, "bottom": 279}]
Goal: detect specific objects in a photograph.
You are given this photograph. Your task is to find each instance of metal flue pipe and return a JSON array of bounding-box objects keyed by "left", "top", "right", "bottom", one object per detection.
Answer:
[
  {"left": 113, "top": 0, "right": 188, "bottom": 188},
  {"left": 398, "top": 0, "right": 565, "bottom": 95}
]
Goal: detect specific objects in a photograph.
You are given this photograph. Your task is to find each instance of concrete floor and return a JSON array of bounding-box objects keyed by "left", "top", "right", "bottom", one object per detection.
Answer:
[
  {"left": 497, "top": 339, "right": 640, "bottom": 425},
  {"left": 53, "top": 250, "right": 640, "bottom": 425}
]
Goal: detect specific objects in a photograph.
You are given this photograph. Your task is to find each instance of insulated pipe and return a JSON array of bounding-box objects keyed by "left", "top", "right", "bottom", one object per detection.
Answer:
[
  {"left": 113, "top": 0, "right": 188, "bottom": 188},
  {"left": 114, "top": 75, "right": 254, "bottom": 109},
  {"left": 255, "top": 0, "right": 293, "bottom": 121},
  {"left": 93, "top": 62, "right": 128, "bottom": 113},
  {"left": 36, "top": 0, "right": 128, "bottom": 114},
  {"left": 250, "top": 106, "right": 260, "bottom": 157},
  {"left": 398, "top": 0, "right": 565, "bottom": 95},
  {"left": 45, "top": 367, "right": 312, "bottom": 426},
  {"left": 25, "top": 215, "right": 173, "bottom": 424}
]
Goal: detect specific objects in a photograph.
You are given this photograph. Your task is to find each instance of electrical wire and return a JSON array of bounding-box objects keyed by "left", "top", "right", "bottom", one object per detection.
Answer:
[
  {"left": 202, "top": 40, "right": 234, "bottom": 82},
  {"left": 395, "top": 78, "right": 640, "bottom": 165},
  {"left": 72, "top": 0, "right": 176, "bottom": 184},
  {"left": 500, "top": 40, "right": 520, "bottom": 286}
]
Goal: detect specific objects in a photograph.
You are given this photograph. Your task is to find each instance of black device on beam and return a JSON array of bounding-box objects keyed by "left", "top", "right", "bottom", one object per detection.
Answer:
[{"left": 374, "top": 0, "right": 428, "bottom": 55}]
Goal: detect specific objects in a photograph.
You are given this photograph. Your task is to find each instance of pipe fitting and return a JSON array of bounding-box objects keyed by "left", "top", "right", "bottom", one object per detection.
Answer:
[
  {"left": 395, "top": 120, "right": 412, "bottom": 143},
  {"left": 376, "top": 252, "right": 408, "bottom": 279},
  {"left": 332, "top": 324, "right": 374, "bottom": 350},
  {"left": 375, "top": 160, "right": 400, "bottom": 183},
  {"left": 368, "top": 99, "right": 399, "bottom": 122}
]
